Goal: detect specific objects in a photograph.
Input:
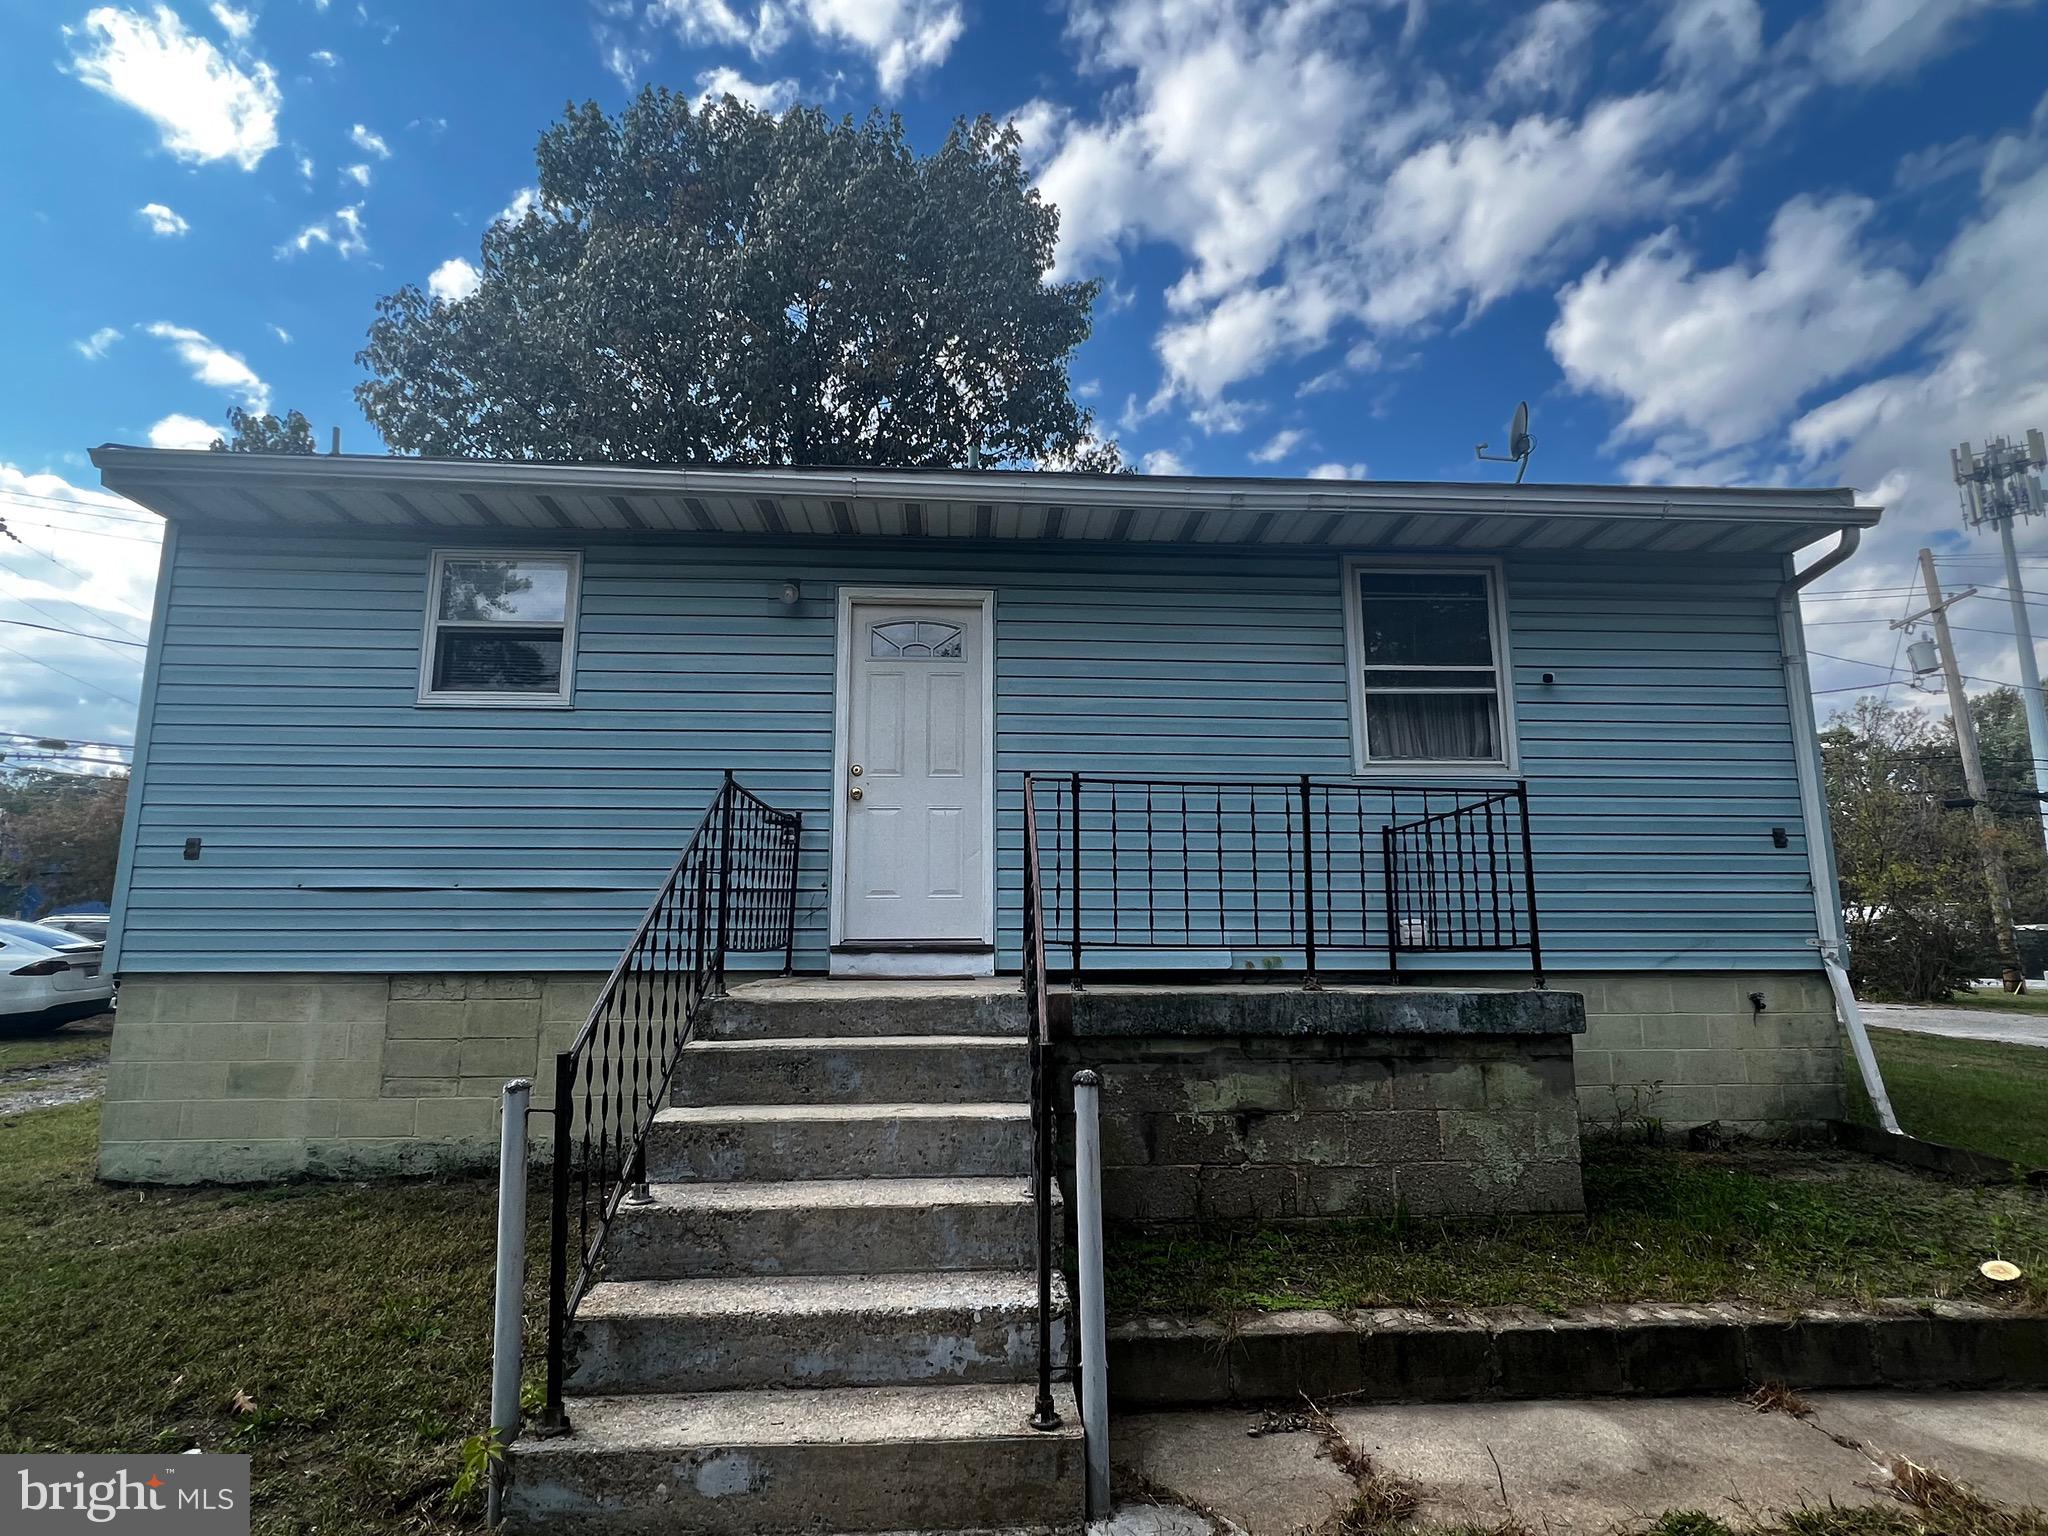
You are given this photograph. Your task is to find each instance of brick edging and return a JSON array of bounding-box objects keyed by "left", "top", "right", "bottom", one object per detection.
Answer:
[{"left": 1108, "top": 1300, "right": 2048, "bottom": 1407}]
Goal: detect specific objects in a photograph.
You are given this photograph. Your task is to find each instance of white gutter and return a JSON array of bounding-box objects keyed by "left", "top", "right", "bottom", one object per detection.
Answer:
[
  {"left": 1777, "top": 528, "right": 1901, "bottom": 1134},
  {"left": 88, "top": 444, "right": 1879, "bottom": 531}
]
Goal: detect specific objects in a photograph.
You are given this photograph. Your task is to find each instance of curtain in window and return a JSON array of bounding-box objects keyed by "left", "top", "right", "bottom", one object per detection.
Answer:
[{"left": 1364, "top": 692, "right": 1499, "bottom": 760}]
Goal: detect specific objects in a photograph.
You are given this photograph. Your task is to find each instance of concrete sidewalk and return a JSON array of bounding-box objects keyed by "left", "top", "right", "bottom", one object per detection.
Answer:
[
  {"left": 1861, "top": 1002, "right": 2048, "bottom": 1049},
  {"left": 1111, "top": 1390, "right": 2048, "bottom": 1534}
]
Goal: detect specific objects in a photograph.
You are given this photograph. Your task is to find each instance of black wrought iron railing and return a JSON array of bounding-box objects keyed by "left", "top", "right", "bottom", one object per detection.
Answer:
[
  {"left": 1019, "top": 779, "right": 1062, "bottom": 1433},
  {"left": 537, "top": 771, "right": 801, "bottom": 1431},
  {"left": 1022, "top": 772, "right": 1542, "bottom": 985}
]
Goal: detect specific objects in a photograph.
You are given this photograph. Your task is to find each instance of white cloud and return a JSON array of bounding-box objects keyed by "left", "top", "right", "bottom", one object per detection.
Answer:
[
  {"left": 1660, "top": 0, "right": 1763, "bottom": 74},
  {"left": 696, "top": 66, "right": 800, "bottom": 113},
  {"left": 349, "top": 122, "right": 390, "bottom": 158},
  {"left": 278, "top": 204, "right": 367, "bottom": 259},
  {"left": 1028, "top": 0, "right": 1712, "bottom": 410},
  {"left": 68, "top": 4, "right": 282, "bottom": 169},
  {"left": 1307, "top": 461, "right": 1368, "bottom": 480},
  {"left": 1360, "top": 92, "right": 1696, "bottom": 330},
  {"left": 428, "top": 256, "right": 481, "bottom": 303},
  {"left": 802, "top": 0, "right": 961, "bottom": 92},
  {"left": 137, "top": 201, "right": 188, "bottom": 236},
  {"left": 495, "top": 187, "right": 538, "bottom": 226},
  {"left": 647, "top": 0, "right": 791, "bottom": 56},
  {"left": 146, "top": 322, "right": 270, "bottom": 412},
  {"left": 209, "top": 2, "right": 253, "bottom": 39},
  {"left": 147, "top": 413, "right": 219, "bottom": 448},
  {"left": 1249, "top": 427, "right": 1310, "bottom": 464},
  {"left": 267, "top": 323, "right": 291, "bottom": 344},
  {"left": 295, "top": 151, "right": 314, "bottom": 181},
  {"left": 1488, "top": 0, "right": 1600, "bottom": 103},
  {"left": 0, "top": 464, "right": 161, "bottom": 745},
  {"left": 310, "top": 48, "right": 338, "bottom": 66},
  {"left": 642, "top": 0, "right": 956, "bottom": 91},
  {"left": 1807, "top": 0, "right": 2035, "bottom": 84},
  {"left": 342, "top": 162, "right": 370, "bottom": 186},
  {"left": 1139, "top": 449, "right": 1189, "bottom": 475},
  {"left": 1547, "top": 194, "right": 1926, "bottom": 452},
  {"left": 75, "top": 327, "right": 123, "bottom": 361}
]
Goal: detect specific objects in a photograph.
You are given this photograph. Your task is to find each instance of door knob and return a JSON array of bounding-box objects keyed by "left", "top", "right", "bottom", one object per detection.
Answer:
[{"left": 850, "top": 787, "right": 864, "bottom": 801}]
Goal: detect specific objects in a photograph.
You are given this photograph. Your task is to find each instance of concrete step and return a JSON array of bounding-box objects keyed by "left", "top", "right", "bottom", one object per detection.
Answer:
[
  {"left": 707, "top": 979, "right": 1025, "bottom": 1040},
  {"left": 646, "top": 1101, "right": 1030, "bottom": 1182},
  {"left": 671, "top": 1036, "right": 1027, "bottom": 1107},
  {"left": 604, "top": 1177, "right": 1048, "bottom": 1279},
  {"left": 503, "top": 1382, "right": 1083, "bottom": 1535},
  {"left": 566, "top": 1271, "right": 1068, "bottom": 1393}
]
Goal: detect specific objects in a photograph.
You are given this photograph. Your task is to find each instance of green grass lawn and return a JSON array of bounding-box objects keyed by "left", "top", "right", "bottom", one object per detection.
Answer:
[
  {"left": 0, "top": 1100, "right": 532, "bottom": 1535},
  {"left": 1107, "top": 1141, "right": 2048, "bottom": 1318},
  {"left": 0, "top": 1014, "right": 114, "bottom": 1074},
  {"left": 1850, "top": 1027, "right": 2048, "bottom": 1169},
  {"left": 1934, "top": 988, "right": 2048, "bottom": 1014}
]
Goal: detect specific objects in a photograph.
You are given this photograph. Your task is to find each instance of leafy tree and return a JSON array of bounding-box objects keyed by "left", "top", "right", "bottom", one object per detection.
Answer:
[
  {"left": 1820, "top": 695, "right": 2048, "bottom": 998},
  {"left": 356, "top": 92, "right": 1120, "bottom": 469},
  {"left": 211, "top": 407, "right": 318, "bottom": 454},
  {"left": 0, "top": 768, "right": 129, "bottom": 916}
]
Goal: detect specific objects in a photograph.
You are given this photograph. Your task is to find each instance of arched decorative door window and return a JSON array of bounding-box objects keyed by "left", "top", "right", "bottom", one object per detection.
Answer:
[{"left": 870, "top": 620, "right": 965, "bottom": 659}]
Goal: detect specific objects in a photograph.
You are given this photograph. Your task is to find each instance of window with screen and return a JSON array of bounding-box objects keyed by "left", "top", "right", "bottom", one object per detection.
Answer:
[
  {"left": 419, "top": 551, "right": 580, "bottom": 705},
  {"left": 1348, "top": 562, "right": 1512, "bottom": 767}
]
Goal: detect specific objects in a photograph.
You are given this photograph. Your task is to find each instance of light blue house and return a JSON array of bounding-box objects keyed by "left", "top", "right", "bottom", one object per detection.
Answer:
[
  {"left": 90, "top": 446, "right": 1877, "bottom": 1187},
  {"left": 90, "top": 447, "right": 1887, "bottom": 1531}
]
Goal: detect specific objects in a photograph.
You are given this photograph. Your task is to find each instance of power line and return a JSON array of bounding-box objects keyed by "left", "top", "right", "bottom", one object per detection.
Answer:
[
  {"left": 0, "top": 639, "right": 137, "bottom": 706},
  {"left": 0, "top": 728, "right": 133, "bottom": 754},
  {"left": 2, "top": 515, "right": 164, "bottom": 547},
  {"left": 0, "top": 489, "right": 160, "bottom": 526},
  {"left": 0, "top": 618, "right": 145, "bottom": 648},
  {"left": 0, "top": 570, "right": 151, "bottom": 652}
]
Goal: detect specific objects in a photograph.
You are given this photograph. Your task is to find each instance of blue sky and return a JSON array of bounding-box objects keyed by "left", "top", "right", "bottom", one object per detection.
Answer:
[{"left": 3, "top": 0, "right": 2048, "bottom": 761}]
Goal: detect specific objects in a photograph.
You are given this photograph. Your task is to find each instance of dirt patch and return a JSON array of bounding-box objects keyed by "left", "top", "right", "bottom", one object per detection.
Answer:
[{"left": 0, "top": 1015, "right": 114, "bottom": 1117}]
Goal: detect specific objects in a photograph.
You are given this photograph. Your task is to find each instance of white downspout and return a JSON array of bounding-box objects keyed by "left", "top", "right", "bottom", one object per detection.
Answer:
[{"left": 1778, "top": 528, "right": 1902, "bottom": 1134}]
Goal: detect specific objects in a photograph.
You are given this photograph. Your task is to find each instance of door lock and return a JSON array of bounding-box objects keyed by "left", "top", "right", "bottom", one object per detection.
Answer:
[{"left": 850, "top": 764, "right": 863, "bottom": 776}]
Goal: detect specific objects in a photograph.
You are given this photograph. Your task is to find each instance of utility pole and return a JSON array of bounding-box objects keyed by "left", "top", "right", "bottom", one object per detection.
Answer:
[
  {"left": 1915, "top": 547, "right": 2024, "bottom": 982},
  {"left": 1953, "top": 430, "right": 2048, "bottom": 850}
]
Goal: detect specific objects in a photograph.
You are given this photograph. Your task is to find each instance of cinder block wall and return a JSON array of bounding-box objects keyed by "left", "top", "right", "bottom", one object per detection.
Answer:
[
  {"left": 101, "top": 973, "right": 604, "bottom": 1182},
  {"left": 1057, "top": 1030, "right": 1586, "bottom": 1223}
]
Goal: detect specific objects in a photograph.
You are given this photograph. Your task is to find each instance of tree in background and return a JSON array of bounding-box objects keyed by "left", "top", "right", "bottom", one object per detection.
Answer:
[
  {"left": 212, "top": 407, "right": 318, "bottom": 454},
  {"left": 1821, "top": 693, "right": 2048, "bottom": 999},
  {"left": 356, "top": 93, "right": 1118, "bottom": 469},
  {"left": 0, "top": 770, "right": 129, "bottom": 917}
]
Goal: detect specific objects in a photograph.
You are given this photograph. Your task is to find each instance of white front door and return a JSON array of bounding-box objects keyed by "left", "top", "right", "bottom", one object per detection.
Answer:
[{"left": 839, "top": 597, "right": 990, "bottom": 945}]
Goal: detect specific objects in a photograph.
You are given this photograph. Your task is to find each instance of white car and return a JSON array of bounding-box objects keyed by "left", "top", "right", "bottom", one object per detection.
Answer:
[{"left": 0, "top": 918, "right": 116, "bottom": 1032}]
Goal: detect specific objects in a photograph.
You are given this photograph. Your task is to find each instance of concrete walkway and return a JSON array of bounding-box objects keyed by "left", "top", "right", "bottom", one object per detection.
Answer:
[
  {"left": 1861, "top": 1002, "right": 2048, "bottom": 1049},
  {"left": 1111, "top": 1391, "right": 2048, "bottom": 1534}
]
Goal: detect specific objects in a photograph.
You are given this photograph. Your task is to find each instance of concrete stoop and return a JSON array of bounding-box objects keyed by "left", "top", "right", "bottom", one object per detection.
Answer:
[{"left": 504, "top": 980, "right": 1080, "bottom": 1535}]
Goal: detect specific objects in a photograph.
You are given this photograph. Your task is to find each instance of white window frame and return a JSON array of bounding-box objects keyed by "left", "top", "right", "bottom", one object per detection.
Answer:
[
  {"left": 417, "top": 548, "right": 582, "bottom": 708},
  {"left": 1340, "top": 554, "right": 1519, "bottom": 775}
]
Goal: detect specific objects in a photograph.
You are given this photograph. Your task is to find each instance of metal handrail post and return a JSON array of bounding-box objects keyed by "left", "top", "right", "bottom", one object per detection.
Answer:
[
  {"left": 1072, "top": 1069, "right": 1109, "bottom": 1518},
  {"left": 1069, "top": 771, "right": 1084, "bottom": 985},
  {"left": 780, "top": 812, "right": 802, "bottom": 975},
  {"left": 536, "top": 1054, "right": 574, "bottom": 1435},
  {"left": 712, "top": 770, "right": 735, "bottom": 997},
  {"left": 1297, "top": 774, "right": 1320, "bottom": 990},
  {"left": 486, "top": 1078, "right": 533, "bottom": 1527},
  {"left": 1515, "top": 784, "right": 1545, "bottom": 987}
]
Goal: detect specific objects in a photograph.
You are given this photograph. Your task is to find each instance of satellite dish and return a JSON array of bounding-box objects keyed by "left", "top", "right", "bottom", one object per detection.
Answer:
[{"left": 1475, "top": 400, "right": 1537, "bottom": 483}]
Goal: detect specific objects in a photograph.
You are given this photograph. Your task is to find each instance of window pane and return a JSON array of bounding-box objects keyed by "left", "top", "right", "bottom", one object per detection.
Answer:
[
  {"left": 433, "top": 629, "right": 564, "bottom": 693},
  {"left": 871, "top": 620, "right": 964, "bottom": 658},
  {"left": 439, "top": 558, "right": 569, "bottom": 623},
  {"left": 1365, "top": 691, "right": 1499, "bottom": 761},
  {"left": 1357, "top": 571, "right": 1494, "bottom": 667},
  {"left": 1357, "top": 668, "right": 1497, "bottom": 690}
]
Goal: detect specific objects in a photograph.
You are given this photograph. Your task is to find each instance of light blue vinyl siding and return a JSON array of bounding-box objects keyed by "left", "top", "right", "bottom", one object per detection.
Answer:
[{"left": 111, "top": 529, "right": 1820, "bottom": 974}]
